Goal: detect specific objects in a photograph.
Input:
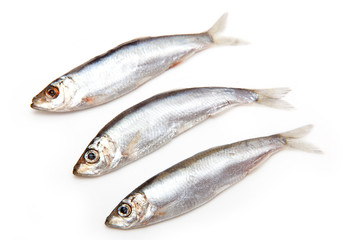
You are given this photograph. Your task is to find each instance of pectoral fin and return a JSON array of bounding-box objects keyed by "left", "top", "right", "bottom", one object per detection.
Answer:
[{"left": 123, "top": 131, "right": 142, "bottom": 157}]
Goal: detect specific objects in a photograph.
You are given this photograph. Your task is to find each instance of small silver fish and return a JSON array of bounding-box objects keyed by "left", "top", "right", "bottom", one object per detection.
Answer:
[
  {"left": 73, "top": 87, "right": 291, "bottom": 177},
  {"left": 105, "top": 125, "right": 320, "bottom": 229},
  {"left": 30, "top": 13, "right": 243, "bottom": 112}
]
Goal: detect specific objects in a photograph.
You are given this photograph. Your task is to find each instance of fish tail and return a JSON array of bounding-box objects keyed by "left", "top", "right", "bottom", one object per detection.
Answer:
[
  {"left": 279, "top": 125, "right": 322, "bottom": 153},
  {"left": 253, "top": 88, "right": 293, "bottom": 109},
  {"left": 206, "top": 13, "right": 248, "bottom": 45}
]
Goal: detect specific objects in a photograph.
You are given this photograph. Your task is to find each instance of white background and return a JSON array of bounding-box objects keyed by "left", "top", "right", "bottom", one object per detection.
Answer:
[{"left": 1, "top": 0, "right": 359, "bottom": 239}]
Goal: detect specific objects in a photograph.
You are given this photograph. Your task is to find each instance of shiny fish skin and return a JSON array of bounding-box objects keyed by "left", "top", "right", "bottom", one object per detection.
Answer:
[
  {"left": 105, "top": 125, "right": 320, "bottom": 229},
  {"left": 30, "top": 14, "right": 241, "bottom": 112},
  {"left": 73, "top": 87, "right": 291, "bottom": 177}
]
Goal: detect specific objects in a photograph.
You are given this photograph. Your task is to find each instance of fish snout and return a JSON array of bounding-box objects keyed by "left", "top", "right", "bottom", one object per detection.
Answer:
[
  {"left": 104, "top": 215, "right": 128, "bottom": 229},
  {"left": 30, "top": 91, "right": 49, "bottom": 111},
  {"left": 30, "top": 102, "right": 36, "bottom": 109},
  {"left": 72, "top": 163, "right": 81, "bottom": 176},
  {"left": 72, "top": 155, "right": 90, "bottom": 177},
  {"left": 30, "top": 100, "right": 43, "bottom": 110},
  {"left": 30, "top": 96, "right": 40, "bottom": 109},
  {"left": 105, "top": 215, "right": 113, "bottom": 227},
  {"left": 72, "top": 155, "right": 103, "bottom": 177}
]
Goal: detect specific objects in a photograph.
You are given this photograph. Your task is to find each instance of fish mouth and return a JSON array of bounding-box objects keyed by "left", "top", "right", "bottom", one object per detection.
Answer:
[
  {"left": 72, "top": 159, "right": 103, "bottom": 177},
  {"left": 105, "top": 215, "right": 130, "bottom": 230},
  {"left": 30, "top": 102, "right": 37, "bottom": 109},
  {"left": 73, "top": 153, "right": 92, "bottom": 177},
  {"left": 30, "top": 93, "right": 49, "bottom": 111},
  {"left": 72, "top": 164, "right": 83, "bottom": 176},
  {"left": 72, "top": 163, "right": 97, "bottom": 177},
  {"left": 30, "top": 102, "right": 46, "bottom": 111},
  {"left": 104, "top": 216, "right": 114, "bottom": 228}
]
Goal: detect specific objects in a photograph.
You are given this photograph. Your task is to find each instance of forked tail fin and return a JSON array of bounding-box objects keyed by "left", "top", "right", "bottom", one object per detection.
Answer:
[
  {"left": 253, "top": 88, "right": 293, "bottom": 109},
  {"left": 280, "top": 125, "right": 322, "bottom": 153},
  {"left": 206, "top": 13, "right": 248, "bottom": 45}
]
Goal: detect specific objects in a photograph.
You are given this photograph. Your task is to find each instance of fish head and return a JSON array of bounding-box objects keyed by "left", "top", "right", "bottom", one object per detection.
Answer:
[
  {"left": 31, "top": 76, "right": 79, "bottom": 112},
  {"left": 105, "top": 192, "right": 153, "bottom": 230},
  {"left": 73, "top": 134, "right": 120, "bottom": 177}
]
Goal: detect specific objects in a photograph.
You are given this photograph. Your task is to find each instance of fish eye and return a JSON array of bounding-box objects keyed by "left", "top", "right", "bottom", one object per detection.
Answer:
[
  {"left": 118, "top": 203, "right": 132, "bottom": 217},
  {"left": 84, "top": 149, "right": 100, "bottom": 163},
  {"left": 45, "top": 86, "right": 59, "bottom": 99}
]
